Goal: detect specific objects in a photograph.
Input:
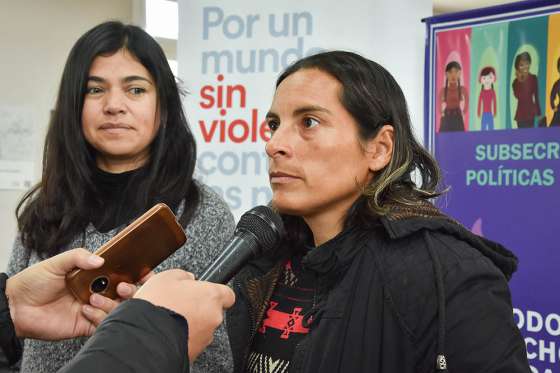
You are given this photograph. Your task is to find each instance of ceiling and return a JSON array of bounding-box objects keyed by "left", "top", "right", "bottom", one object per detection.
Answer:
[{"left": 433, "top": 0, "right": 519, "bottom": 15}]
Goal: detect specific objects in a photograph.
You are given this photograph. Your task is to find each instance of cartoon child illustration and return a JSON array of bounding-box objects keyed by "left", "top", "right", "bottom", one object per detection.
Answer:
[
  {"left": 512, "top": 52, "right": 541, "bottom": 129},
  {"left": 440, "top": 61, "right": 469, "bottom": 132},
  {"left": 550, "top": 57, "right": 560, "bottom": 127},
  {"left": 477, "top": 66, "right": 497, "bottom": 131}
]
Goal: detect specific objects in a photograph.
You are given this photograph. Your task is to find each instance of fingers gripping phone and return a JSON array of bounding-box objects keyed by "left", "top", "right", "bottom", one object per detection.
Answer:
[{"left": 66, "top": 203, "right": 187, "bottom": 304}]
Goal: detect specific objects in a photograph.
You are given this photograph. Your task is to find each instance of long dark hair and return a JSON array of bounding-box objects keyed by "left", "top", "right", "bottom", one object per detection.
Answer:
[
  {"left": 444, "top": 61, "right": 462, "bottom": 101},
  {"left": 274, "top": 51, "right": 442, "bottom": 247},
  {"left": 17, "top": 21, "right": 199, "bottom": 257}
]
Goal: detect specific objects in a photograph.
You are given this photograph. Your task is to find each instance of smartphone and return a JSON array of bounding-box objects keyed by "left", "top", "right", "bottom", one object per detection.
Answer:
[{"left": 66, "top": 203, "right": 187, "bottom": 304}]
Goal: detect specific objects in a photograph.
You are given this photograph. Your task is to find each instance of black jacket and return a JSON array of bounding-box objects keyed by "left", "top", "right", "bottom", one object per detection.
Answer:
[
  {"left": 226, "top": 205, "right": 531, "bottom": 372},
  {"left": 59, "top": 299, "right": 189, "bottom": 373}
]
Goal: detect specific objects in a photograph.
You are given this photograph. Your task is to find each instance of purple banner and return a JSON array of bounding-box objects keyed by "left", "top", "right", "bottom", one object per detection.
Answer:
[{"left": 425, "top": 3, "right": 560, "bottom": 371}]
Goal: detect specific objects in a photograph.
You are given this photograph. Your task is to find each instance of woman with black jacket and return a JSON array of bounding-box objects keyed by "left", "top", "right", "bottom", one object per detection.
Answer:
[{"left": 226, "top": 51, "right": 531, "bottom": 373}]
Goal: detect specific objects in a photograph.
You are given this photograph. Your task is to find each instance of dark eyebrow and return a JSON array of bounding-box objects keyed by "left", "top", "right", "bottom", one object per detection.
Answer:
[
  {"left": 293, "top": 105, "right": 331, "bottom": 116},
  {"left": 86, "top": 75, "right": 153, "bottom": 85},
  {"left": 265, "top": 111, "right": 279, "bottom": 120},
  {"left": 265, "top": 105, "right": 331, "bottom": 120},
  {"left": 87, "top": 76, "right": 105, "bottom": 83},
  {"left": 122, "top": 75, "right": 153, "bottom": 85}
]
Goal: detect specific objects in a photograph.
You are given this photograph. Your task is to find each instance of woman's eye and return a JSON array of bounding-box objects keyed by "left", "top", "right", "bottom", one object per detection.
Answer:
[
  {"left": 303, "top": 117, "right": 319, "bottom": 129},
  {"left": 86, "top": 87, "right": 103, "bottom": 95},
  {"left": 129, "top": 87, "right": 146, "bottom": 95},
  {"left": 267, "top": 120, "right": 279, "bottom": 132}
]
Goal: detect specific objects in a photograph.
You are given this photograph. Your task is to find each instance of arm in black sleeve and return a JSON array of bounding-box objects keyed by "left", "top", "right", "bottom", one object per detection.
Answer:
[{"left": 59, "top": 299, "right": 190, "bottom": 373}]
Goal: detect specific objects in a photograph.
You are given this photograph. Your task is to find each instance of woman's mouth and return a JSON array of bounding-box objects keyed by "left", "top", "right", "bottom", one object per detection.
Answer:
[
  {"left": 269, "top": 171, "right": 299, "bottom": 184},
  {"left": 99, "top": 123, "right": 133, "bottom": 133}
]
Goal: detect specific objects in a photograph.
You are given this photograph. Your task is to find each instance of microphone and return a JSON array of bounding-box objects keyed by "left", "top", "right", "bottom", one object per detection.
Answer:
[{"left": 198, "top": 205, "right": 285, "bottom": 284}]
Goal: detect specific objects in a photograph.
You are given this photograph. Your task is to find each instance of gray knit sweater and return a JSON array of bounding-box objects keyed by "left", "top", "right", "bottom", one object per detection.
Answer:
[{"left": 6, "top": 183, "right": 235, "bottom": 373}]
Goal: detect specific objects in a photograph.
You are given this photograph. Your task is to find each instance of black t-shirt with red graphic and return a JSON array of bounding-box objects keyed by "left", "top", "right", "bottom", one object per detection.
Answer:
[{"left": 246, "top": 254, "right": 316, "bottom": 373}]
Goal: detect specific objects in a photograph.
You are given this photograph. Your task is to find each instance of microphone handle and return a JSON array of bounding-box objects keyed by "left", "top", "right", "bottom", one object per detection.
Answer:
[{"left": 198, "top": 232, "right": 259, "bottom": 284}]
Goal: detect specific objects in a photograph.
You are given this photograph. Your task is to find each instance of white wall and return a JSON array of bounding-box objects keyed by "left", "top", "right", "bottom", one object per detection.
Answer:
[{"left": 0, "top": 0, "right": 134, "bottom": 270}]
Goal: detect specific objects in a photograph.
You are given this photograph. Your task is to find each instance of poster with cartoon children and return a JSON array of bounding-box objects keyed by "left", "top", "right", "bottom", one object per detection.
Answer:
[{"left": 426, "top": 4, "right": 560, "bottom": 372}]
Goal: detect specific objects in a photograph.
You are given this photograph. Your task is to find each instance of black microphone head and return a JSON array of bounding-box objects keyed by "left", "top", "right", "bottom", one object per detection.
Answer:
[{"left": 236, "top": 205, "right": 285, "bottom": 254}]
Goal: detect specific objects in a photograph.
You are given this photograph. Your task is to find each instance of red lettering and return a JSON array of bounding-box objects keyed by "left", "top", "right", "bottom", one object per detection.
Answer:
[
  {"left": 229, "top": 119, "right": 249, "bottom": 143},
  {"left": 219, "top": 119, "right": 226, "bottom": 142},
  {"left": 198, "top": 119, "right": 219, "bottom": 142},
  {"left": 199, "top": 108, "right": 271, "bottom": 143},
  {"left": 217, "top": 85, "right": 224, "bottom": 108},
  {"left": 251, "top": 109, "right": 258, "bottom": 142},
  {"left": 227, "top": 85, "right": 246, "bottom": 108},
  {"left": 199, "top": 76, "right": 247, "bottom": 110},
  {"left": 199, "top": 85, "right": 214, "bottom": 109}
]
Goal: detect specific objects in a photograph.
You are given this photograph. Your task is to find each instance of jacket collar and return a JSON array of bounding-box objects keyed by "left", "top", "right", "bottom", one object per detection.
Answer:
[
  {"left": 300, "top": 224, "right": 368, "bottom": 283},
  {"left": 380, "top": 202, "right": 518, "bottom": 280}
]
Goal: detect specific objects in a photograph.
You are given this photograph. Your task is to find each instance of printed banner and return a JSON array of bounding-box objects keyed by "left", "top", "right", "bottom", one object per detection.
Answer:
[
  {"left": 177, "top": 0, "right": 430, "bottom": 219},
  {"left": 425, "top": 3, "right": 560, "bottom": 372}
]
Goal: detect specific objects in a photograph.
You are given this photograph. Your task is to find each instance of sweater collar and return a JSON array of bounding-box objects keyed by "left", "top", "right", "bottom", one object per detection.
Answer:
[{"left": 93, "top": 166, "right": 143, "bottom": 192}]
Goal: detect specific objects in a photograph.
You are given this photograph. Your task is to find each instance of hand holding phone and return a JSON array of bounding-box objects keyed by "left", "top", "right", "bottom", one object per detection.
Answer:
[{"left": 66, "top": 203, "right": 186, "bottom": 303}]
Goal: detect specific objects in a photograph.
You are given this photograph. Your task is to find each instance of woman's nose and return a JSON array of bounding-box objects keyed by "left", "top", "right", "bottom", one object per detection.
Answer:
[
  {"left": 103, "top": 90, "right": 126, "bottom": 115},
  {"left": 265, "top": 125, "right": 292, "bottom": 158}
]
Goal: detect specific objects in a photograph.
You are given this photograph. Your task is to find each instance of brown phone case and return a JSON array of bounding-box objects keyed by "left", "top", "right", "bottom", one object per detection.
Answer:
[{"left": 65, "top": 203, "right": 186, "bottom": 304}]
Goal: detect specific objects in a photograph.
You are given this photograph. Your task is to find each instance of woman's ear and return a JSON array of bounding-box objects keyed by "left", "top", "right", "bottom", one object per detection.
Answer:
[{"left": 364, "top": 125, "right": 394, "bottom": 172}]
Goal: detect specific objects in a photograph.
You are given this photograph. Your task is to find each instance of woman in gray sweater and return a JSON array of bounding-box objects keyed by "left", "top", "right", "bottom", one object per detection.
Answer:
[{"left": 6, "top": 21, "right": 234, "bottom": 373}]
